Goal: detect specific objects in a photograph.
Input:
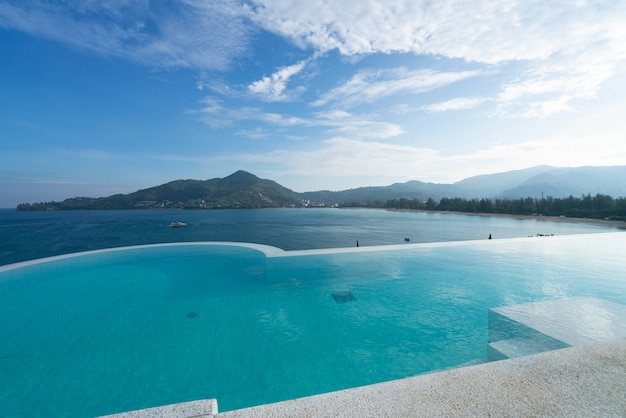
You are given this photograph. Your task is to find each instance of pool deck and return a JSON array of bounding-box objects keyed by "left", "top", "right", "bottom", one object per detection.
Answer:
[
  {"left": 220, "top": 337, "right": 626, "bottom": 417},
  {"left": 104, "top": 337, "right": 626, "bottom": 417}
]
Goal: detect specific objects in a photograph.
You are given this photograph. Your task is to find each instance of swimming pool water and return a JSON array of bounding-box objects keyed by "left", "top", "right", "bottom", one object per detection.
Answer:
[{"left": 1, "top": 233, "right": 625, "bottom": 416}]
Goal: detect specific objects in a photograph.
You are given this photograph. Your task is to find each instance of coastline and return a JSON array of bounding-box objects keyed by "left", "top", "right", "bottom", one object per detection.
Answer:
[{"left": 386, "top": 208, "right": 626, "bottom": 229}]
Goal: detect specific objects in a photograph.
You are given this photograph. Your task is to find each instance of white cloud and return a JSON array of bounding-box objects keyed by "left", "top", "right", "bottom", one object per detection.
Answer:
[
  {"left": 494, "top": 97, "right": 575, "bottom": 119},
  {"left": 193, "top": 98, "right": 310, "bottom": 129},
  {"left": 250, "top": 1, "right": 626, "bottom": 117},
  {"left": 314, "top": 111, "right": 404, "bottom": 139},
  {"left": 494, "top": 45, "right": 624, "bottom": 118},
  {"left": 0, "top": 0, "right": 252, "bottom": 70},
  {"left": 249, "top": 1, "right": 624, "bottom": 63},
  {"left": 193, "top": 96, "right": 237, "bottom": 128},
  {"left": 313, "top": 68, "right": 481, "bottom": 108},
  {"left": 234, "top": 127, "right": 270, "bottom": 139},
  {"left": 421, "top": 97, "right": 488, "bottom": 113},
  {"left": 260, "top": 112, "right": 308, "bottom": 127},
  {"left": 193, "top": 98, "right": 404, "bottom": 140},
  {"left": 248, "top": 61, "right": 307, "bottom": 101}
]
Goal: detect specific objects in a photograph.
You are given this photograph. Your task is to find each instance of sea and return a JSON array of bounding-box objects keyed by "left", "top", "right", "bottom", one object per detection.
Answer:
[{"left": 0, "top": 207, "right": 620, "bottom": 266}]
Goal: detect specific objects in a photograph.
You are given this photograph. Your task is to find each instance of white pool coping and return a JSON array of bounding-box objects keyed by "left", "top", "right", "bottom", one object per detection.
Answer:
[
  {"left": 219, "top": 337, "right": 626, "bottom": 417},
  {"left": 0, "top": 241, "right": 286, "bottom": 273},
  {"left": 98, "top": 399, "right": 217, "bottom": 418},
  {"left": 3, "top": 231, "right": 623, "bottom": 273}
]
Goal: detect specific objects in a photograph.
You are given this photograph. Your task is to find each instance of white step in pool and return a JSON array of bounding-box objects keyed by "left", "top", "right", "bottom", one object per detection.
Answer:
[{"left": 488, "top": 297, "right": 626, "bottom": 360}]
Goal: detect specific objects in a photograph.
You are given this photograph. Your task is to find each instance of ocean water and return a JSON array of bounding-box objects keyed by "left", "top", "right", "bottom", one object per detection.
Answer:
[
  {"left": 0, "top": 209, "right": 625, "bottom": 417},
  {"left": 0, "top": 208, "right": 619, "bottom": 266}
]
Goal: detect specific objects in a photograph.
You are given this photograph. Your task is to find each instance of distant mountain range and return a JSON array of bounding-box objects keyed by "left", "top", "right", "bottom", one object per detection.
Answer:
[
  {"left": 16, "top": 165, "right": 626, "bottom": 211},
  {"left": 454, "top": 165, "right": 626, "bottom": 199},
  {"left": 308, "top": 165, "right": 626, "bottom": 203}
]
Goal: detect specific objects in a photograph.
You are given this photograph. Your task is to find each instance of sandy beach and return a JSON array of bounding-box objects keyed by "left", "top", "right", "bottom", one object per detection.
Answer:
[{"left": 392, "top": 209, "right": 626, "bottom": 229}]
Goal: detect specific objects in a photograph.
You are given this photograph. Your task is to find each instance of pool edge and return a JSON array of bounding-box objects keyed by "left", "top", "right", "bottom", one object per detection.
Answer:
[
  {"left": 2, "top": 231, "right": 623, "bottom": 272},
  {"left": 218, "top": 337, "right": 626, "bottom": 417}
]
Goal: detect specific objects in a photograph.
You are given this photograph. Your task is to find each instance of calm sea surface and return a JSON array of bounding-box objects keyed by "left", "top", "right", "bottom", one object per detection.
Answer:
[{"left": 0, "top": 208, "right": 619, "bottom": 266}]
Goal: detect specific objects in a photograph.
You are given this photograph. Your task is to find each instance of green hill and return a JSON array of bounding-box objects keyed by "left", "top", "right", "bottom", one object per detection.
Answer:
[{"left": 17, "top": 170, "right": 302, "bottom": 211}]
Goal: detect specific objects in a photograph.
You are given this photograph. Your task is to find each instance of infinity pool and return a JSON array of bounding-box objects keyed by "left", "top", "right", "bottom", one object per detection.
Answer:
[{"left": 1, "top": 233, "right": 625, "bottom": 417}]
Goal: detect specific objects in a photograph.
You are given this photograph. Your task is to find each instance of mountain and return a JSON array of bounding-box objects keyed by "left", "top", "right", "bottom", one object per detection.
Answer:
[
  {"left": 301, "top": 180, "right": 464, "bottom": 203},
  {"left": 453, "top": 165, "right": 626, "bottom": 199},
  {"left": 17, "top": 170, "right": 302, "bottom": 210},
  {"left": 128, "top": 170, "right": 301, "bottom": 207},
  {"left": 16, "top": 165, "right": 626, "bottom": 211},
  {"left": 496, "top": 166, "right": 626, "bottom": 198},
  {"left": 452, "top": 165, "right": 555, "bottom": 198},
  {"left": 302, "top": 165, "right": 626, "bottom": 203}
]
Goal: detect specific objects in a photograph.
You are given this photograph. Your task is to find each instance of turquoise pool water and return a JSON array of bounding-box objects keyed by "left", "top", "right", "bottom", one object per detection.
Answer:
[{"left": 1, "top": 232, "right": 625, "bottom": 416}]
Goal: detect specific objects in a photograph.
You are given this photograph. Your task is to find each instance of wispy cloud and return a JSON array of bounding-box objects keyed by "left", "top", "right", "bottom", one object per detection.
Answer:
[
  {"left": 234, "top": 127, "right": 271, "bottom": 139},
  {"left": 192, "top": 97, "right": 267, "bottom": 128},
  {"left": 250, "top": 0, "right": 626, "bottom": 116},
  {"left": 493, "top": 46, "right": 624, "bottom": 118},
  {"left": 0, "top": 0, "right": 252, "bottom": 70},
  {"left": 421, "top": 97, "right": 488, "bottom": 113},
  {"left": 192, "top": 97, "right": 309, "bottom": 130},
  {"left": 193, "top": 98, "right": 404, "bottom": 140},
  {"left": 259, "top": 112, "right": 308, "bottom": 127},
  {"left": 313, "top": 68, "right": 481, "bottom": 108},
  {"left": 249, "top": 1, "right": 624, "bottom": 63},
  {"left": 248, "top": 61, "right": 307, "bottom": 102},
  {"left": 314, "top": 110, "right": 404, "bottom": 139}
]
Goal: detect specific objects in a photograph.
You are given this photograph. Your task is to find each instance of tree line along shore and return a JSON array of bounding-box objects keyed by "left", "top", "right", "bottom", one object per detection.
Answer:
[
  {"left": 17, "top": 192, "right": 626, "bottom": 223},
  {"left": 346, "top": 193, "right": 626, "bottom": 222}
]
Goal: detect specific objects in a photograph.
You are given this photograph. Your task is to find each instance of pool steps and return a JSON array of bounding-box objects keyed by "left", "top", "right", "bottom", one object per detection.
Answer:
[
  {"left": 488, "top": 296, "right": 626, "bottom": 360},
  {"left": 488, "top": 336, "right": 566, "bottom": 360}
]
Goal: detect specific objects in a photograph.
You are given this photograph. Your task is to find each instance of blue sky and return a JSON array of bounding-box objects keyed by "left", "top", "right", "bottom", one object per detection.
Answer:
[{"left": 1, "top": 1, "right": 626, "bottom": 207}]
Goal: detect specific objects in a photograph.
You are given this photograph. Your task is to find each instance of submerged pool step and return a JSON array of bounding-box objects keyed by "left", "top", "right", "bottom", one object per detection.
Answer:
[
  {"left": 488, "top": 336, "right": 566, "bottom": 361},
  {"left": 488, "top": 297, "right": 626, "bottom": 360}
]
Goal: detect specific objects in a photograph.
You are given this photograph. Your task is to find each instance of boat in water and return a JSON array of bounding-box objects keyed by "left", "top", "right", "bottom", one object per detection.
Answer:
[{"left": 168, "top": 221, "right": 187, "bottom": 228}]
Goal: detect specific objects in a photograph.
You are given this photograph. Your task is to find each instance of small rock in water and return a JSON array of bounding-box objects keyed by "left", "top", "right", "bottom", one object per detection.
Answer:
[{"left": 186, "top": 312, "right": 197, "bottom": 319}]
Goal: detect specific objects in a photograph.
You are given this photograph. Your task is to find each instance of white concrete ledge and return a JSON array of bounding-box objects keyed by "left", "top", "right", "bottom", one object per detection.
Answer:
[
  {"left": 98, "top": 399, "right": 217, "bottom": 418},
  {"left": 220, "top": 338, "right": 626, "bottom": 417}
]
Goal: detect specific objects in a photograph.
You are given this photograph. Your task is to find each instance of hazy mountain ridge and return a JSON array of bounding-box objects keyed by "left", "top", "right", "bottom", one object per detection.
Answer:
[
  {"left": 300, "top": 180, "right": 464, "bottom": 204},
  {"left": 306, "top": 165, "right": 626, "bottom": 202},
  {"left": 16, "top": 165, "right": 626, "bottom": 211},
  {"left": 477, "top": 166, "right": 626, "bottom": 199}
]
